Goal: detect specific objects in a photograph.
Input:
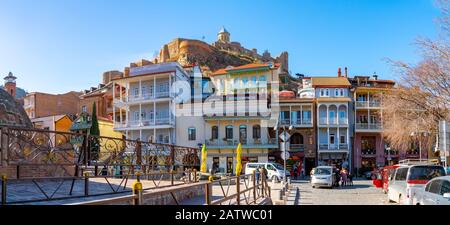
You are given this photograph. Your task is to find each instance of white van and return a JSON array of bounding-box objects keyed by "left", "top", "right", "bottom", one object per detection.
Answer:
[
  {"left": 388, "top": 164, "right": 446, "bottom": 205},
  {"left": 311, "top": 166, "right": 334, "bottom": 188},
  {"left": 245, "top": 162, "right": 289, "bottom": 182}
]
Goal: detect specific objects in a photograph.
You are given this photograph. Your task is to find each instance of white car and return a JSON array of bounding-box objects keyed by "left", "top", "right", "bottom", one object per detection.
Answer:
[
  {"left": 311, "top": 166, "right": 334, "bottom": 188},
  {"left": 388, "top": 165, "right": 446, "bottom": 205},
  {"left": 416, "top": 176, "right": 450, "bottom": 205},
  {"left": 245, "top": 162, "right": 289, "bottom": 182}
]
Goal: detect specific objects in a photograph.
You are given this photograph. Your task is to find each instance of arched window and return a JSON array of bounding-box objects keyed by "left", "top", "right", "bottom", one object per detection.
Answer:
[
  {"left": 335, "top": 88, "right": 339, "bottom": 96},
  {"left": 211, "top": 126, "right": 218, "bottom": 140},
  {"left": 320, "top": 89, "right": 324, "bottom": 96},
  {"left": 340, "top": 88, "right": 344, "bottom": 96},
  {"left": 242, "top": 77, "right": 249, "bottom": 86},
  {"left": 252, "top": 76, "right": 257, "bottom": 87},
  {"left": 325, "top": 88, "right": 329, "bottom": 96},
  {"left": 252, "top": 125, "right": 261, "bottom": 139},
  {"left": 225, "top": 125, "right": 233, "bottom": 140}
]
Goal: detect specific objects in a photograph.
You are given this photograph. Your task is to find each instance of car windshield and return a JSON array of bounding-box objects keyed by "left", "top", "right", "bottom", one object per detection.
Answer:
[
  {"left": 407, "top": 166, "right": 446, "bottom": 181},
  {"left": 272, "top": 163, "right": 284, "bottom": 170},
  {"left": 313, "top": 168, "right": 331, "bottom": 175}
]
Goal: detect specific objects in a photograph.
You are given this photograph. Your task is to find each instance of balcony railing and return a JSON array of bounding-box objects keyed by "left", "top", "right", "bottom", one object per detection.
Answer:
[
  {"left": 355, "top": 123, "right": 383, "bottom": 130},
  {"left": 319, "top": 143, "right": 348, "bottom": 150},
  {"left": 206, "top": 138, "right": 278, "bottom": 147},
  {"left": 290, "top": 144, "right": 305, "bottom": 151},
  {"left": 114, "top": 117, "right": 174, "bottom": 129},
  {"left": 318, "top": 118, "right": 347, "bottom": 125},
  {"left": 356, "top": 101, "right": 381, "bottom": 108}
]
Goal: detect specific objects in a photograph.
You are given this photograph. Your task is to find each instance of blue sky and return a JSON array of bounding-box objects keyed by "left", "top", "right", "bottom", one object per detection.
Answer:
[{"left": 0, "top": 0, "right": 443, "bottom": 94}]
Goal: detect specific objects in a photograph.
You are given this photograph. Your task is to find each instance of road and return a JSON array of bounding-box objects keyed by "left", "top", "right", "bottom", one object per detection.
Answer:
[{"left": 293, "top": 179, "right": 395, "bottom": 205}]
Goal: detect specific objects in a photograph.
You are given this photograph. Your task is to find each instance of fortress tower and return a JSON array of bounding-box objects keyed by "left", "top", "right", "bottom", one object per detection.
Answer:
[
  {"left": 3, "top": 72, "right": 17, "bottom": 98},
  {"left": 217, "top": 27, "right": 230, "bottom": 43}
]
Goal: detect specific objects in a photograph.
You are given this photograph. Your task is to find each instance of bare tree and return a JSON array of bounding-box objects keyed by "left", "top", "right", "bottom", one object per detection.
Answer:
[{"left": 382, "top": 0, "right": 450, "bottom": 153}]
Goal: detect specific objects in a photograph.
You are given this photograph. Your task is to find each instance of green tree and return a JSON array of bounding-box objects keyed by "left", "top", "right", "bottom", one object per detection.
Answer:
[{"left": 90, "top": 102, "right": 100, "bottom": 160}]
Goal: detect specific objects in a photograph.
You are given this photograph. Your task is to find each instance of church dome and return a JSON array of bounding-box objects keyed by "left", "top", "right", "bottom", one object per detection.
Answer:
[{"left": 0, "top": 88, "right": 32, "bottom": 127}]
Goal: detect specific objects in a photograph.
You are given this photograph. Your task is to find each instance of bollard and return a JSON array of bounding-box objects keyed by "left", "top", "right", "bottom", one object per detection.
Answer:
[
  {"left": 236, "top": 176, "right": 240, "bottom": 205},
  {"left": 205, "top": 182, "right": 212, "bottom": 205},
  {"left": 1, "top": 175, "right": 6, "bottom": 205},
  {"left": 83, "top": 171, "right": 89, "bottom": 197},
  {"left": 253, "top": 171, "right": 256, "bottom": 202},
  {"left": 132, "top": 180, "right": 143, "bottom": 205}
]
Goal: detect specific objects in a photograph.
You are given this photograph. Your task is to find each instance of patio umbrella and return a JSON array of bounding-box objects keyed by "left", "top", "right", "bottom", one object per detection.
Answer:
[
  {"left": 235, "top": 143, "right": 243, "bottom": 175},
  {"left": 200, "top": 144, "right": 207, "bottom": 173}
]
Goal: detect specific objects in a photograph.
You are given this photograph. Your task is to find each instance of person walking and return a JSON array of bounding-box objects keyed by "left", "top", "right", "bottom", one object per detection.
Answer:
[
  {"left": 334, "top": 168, "right": 341, "bottom": 187},
  {"left": 348, "top": 171, "right": 354, "bottom": 186},
  {"left": 255, "top": 166, "right": 261, "bottom": 185},
  {"left": 340, "top": 168, "right": 348, "bottom": 187}
]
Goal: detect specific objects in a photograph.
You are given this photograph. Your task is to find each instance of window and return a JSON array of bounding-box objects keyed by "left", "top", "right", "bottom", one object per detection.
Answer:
[
  {"left": 320, "top": 89, "right": 324, "bottom": 96},
  {"left": 340, "top": 111, "right": 346, "bottom": 119},
  {"left": 253, "top": 125, "right": 261, "bottom": 139},
  {"left": 428, "top": 180, "right": 442, "bottom": 194},
  {"left": 340, "top": 136, "right": 345, "bottom": 144},
  {"left": 330, "top": 134, "right": 335, "bottom": 144},
  {"left": 225, "top": 126, "right": 233, "bottom": 140},
  {"left": 188, "top": 128, "right": 196, "bottom": 141},
  {"left": 234, "top": 78, "right": 240, "bottom": 89},
  {"left": 440, "top": 180, "right": 450, "bottom": 196},
  {"left": 252, "top": 76, "right": 257, "bottom": 87},
  {"left": 395, "top": 168, "right": 408, "bottom": 181},
  {"left": 133, "top": 87, "right": 139, "bottom": 96},
  {"left": 82, "top": 106, "right": 87, "bottom": 113},
  {"left": 211, "top": 126, "right": 218, "bottom": 139},
  {"left": 133, "top": 111, "right": 139, "bottom": 121},
  {"left": 242, "top": 77, "right": 248, "bottom": 86},
  {"left": 325, "top": 89, "right": 329, "bottom": 96},
  {"left": 335, "top": 88, "right": 339, "bottom": 96},
  {"left": 340, "top": 89, "right": 344, "bottom": 96}
]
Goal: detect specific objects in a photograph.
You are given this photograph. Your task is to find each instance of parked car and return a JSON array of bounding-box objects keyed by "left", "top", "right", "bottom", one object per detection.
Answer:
[
  {"left": 416, "top": 176, "right": 450, "bottom": 205},
  {"left": 311, "top": 166, "right": 335, "bottom": 188},
  {"left": 245, "top": 162, "right": 289, "bottom": 183},
  {"left": 387, "top": 165, "right": 446, "bottom": 205}
]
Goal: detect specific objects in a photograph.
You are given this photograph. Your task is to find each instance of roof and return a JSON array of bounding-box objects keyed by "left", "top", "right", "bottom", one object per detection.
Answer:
[
  {"left": 4, "top": 72, "right": 16, "bottom": 80},
  {"left": 219, "top": 27, "right": 229, "bottom": 34},
  {"left": 31, "top": 114, "right": 71, "bottom": 123},
  {"left": 210, "top": 63, "right": 277, "bottom": 76},
  {"left": 311, "top": 77, "right": 351, "bottom": 87}
]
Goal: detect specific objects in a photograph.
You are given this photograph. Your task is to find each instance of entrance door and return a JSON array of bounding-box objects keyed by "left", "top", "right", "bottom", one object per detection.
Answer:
[
  {"left": 305, "top": 158, "right": 315, "bottom": 176},
  {"left": 227, "top": 157, "right": 233, "bottom": 174}
]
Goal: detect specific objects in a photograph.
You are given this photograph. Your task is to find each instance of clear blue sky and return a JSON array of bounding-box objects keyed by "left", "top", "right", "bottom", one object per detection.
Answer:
[{"left": 0, "top": 0, "right": 443, "bottom": 94}]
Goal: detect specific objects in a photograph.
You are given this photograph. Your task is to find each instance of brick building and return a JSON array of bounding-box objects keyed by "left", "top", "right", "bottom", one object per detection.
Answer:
[{"left": 23, "top": 91, "right": 81, "bottom": 119}]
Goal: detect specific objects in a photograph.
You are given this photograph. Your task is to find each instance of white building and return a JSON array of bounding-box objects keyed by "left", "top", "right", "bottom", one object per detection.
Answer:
[
  {"left": 112, "top": 62, "right": 190, "bottom": 144},
  {"left": 312, "top": 77, "right": 353, "bottom": 168}
]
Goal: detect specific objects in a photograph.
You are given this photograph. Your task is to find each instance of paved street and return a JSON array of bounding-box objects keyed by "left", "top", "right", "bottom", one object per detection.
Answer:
[{"left": 294, "top": 179, "right": 394, "bottom": 205}]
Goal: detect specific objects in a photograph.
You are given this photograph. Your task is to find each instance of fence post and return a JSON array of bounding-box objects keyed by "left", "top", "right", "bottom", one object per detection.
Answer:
[
  {"left": 261, "top": 171, "right": 265, "bottom": 198},
  {"left": 188, "top": 169, "right": 192, "bottom": 183},
  {"left": 136, "top": 139, "right": 142, "bottom": 166},
  {"left": 194, "top": 169, "right": 197, "bottom": 183},
  {"left": 1, "top": 175, "right": 6, "bottom": 205},
  {"left": 236, "top": 176, "right": 240, "bottom": 205},
  {"left": 205, "top": 182, "right": 211, "bottom": 205},
  {"left": 170, "top": 170, "right": 174, "bottom": 186},
  {"left": 132, "top": 178, "right": 143, "bottom": 205},
  {"left": 1, "top": 127, "right": 8, "bottom": 166},
  {"left": 253, "top": 171, "right": 256, "bottom": 202},
  {"left": 84, "top": 171, "right": 89, "bottom": 197}
]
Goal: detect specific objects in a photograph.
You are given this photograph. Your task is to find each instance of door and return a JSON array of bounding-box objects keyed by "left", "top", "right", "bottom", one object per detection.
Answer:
[{"left": 227, "top": 157, "right": 233, "bottom": 174}]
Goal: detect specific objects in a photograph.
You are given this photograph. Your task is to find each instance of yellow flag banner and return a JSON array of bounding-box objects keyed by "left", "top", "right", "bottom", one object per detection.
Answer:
[
  {"left": 200, "top": 144, "right": 207, "bottom": 173},
  {"left": 235, "top": 143, "right": 242, "bottom": 175}
]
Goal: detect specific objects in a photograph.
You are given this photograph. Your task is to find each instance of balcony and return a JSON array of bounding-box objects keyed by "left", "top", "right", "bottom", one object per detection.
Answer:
[
  {"left": 318, "top": 118, "right": 348, "bottom": 126},
  {"left": 205, "top": 138, "right": 278, "bottom": 149},
  {"left": 290, "top": 144, "right": 305, "bottom": 152},
  {"left": 280, "top": 118, "right": 313, "bottom": 127},
  {"left": 356, "top": 101, "right": 381, "bottom": 109},
  {"left": 319, "top": 143, "right": 349, "bottom": 151},
  {"left": 355, "top": 123, "right": 383, "bottom": 132},
  {"left": 114, "top": 117, "right": 174, "bottom": 129}
]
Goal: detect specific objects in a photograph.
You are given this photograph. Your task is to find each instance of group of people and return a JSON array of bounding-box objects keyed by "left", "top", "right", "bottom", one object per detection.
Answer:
[
  {"left": 254, "top": 165, "right": 268, "bottom": 184},
  {"left": 333, "top": 167, "right": 353, "bottom": 187}
]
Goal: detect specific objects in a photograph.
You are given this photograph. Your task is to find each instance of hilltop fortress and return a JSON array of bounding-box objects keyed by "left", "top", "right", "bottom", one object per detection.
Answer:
[{"left": 150, "top": 27, "right": 289, "bottom": 73}]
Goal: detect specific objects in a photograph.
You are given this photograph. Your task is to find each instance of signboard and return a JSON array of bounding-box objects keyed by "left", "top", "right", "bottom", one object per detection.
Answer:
[
  {"left": 279, "top": 131, "right": 291, "bottom": 142},
  {"left": 280, "top": 141, "right": 290, "bottom": 152}
]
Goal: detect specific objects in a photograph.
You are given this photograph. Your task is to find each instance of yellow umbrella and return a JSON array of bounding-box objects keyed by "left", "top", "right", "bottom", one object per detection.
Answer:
[
  {"left": 235, "top": 143, "right": 243, "bottom": 175},
  {"left": 200, "top": 144, "right": 207, "bottom": 173}
]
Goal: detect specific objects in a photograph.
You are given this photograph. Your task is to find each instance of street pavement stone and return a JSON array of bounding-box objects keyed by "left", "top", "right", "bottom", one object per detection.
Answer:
[{"left": 295, "top": 179, "right": 395, "bottom": 205}]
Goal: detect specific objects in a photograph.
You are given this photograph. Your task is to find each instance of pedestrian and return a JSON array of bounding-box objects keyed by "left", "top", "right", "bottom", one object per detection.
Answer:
[
  {"left": 348, "top": 171, "right": 354, "bottom": 186},
  {"left": 340, "top": 168, "right": 348, "bottom": 187},
  {"left": 334, "top": 168, "right": 341, "bottom": 187},
  {"left": 293, "top": 166, "right": 298, "bottom": 180},
  {"left": 255, "top": 166, "right": 261, "bottom": 184}
]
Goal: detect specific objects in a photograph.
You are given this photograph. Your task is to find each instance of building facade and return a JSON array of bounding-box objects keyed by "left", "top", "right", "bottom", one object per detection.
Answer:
[
  {"left": 313, "top": 76, "right": 353, "bottom": 170},
  {"left": 112, "top": 62, "right": 189, "bottom": 144},
  {"left": 23, "top": 91, "right": 81, "bottom": 119},
  {"left": 203, "top": 63, "right": 280, "bottom": 174},
  {"left": 349, "top": 75, "right": 396, "bottom": 174}
]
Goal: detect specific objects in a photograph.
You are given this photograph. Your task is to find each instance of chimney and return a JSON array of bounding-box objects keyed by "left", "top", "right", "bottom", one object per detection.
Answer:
[
  {"left": 338, "top": 68, "right": 342, "bottom": 77},
  {"left": 345, "top": 67, "right": 348, "bottom": 78}
]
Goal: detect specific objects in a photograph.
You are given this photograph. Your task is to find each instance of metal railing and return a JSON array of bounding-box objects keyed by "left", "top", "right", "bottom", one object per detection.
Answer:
[
  {"left": 69, "top": 171, "right": 272, "bottom": 205},
  {"left": 356, "top": 101, "right": 381, "bottom": 108},
  {"left": 206, "top": 138, "right": 277, "bottom": 147},
  {"left": 356, "top": 123, "right": 383, "bottom": 130},
  {"left": 0, "top": 125, "right": 200, "bottom": 205},
  {"left": 319, "top": 143, "right": 348, "bottom": 150}
]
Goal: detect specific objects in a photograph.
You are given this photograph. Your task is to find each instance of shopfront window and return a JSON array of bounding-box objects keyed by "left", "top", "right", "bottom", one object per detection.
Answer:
[{"left": 361, "top": 136, "right": 376, "bottom": 155}]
